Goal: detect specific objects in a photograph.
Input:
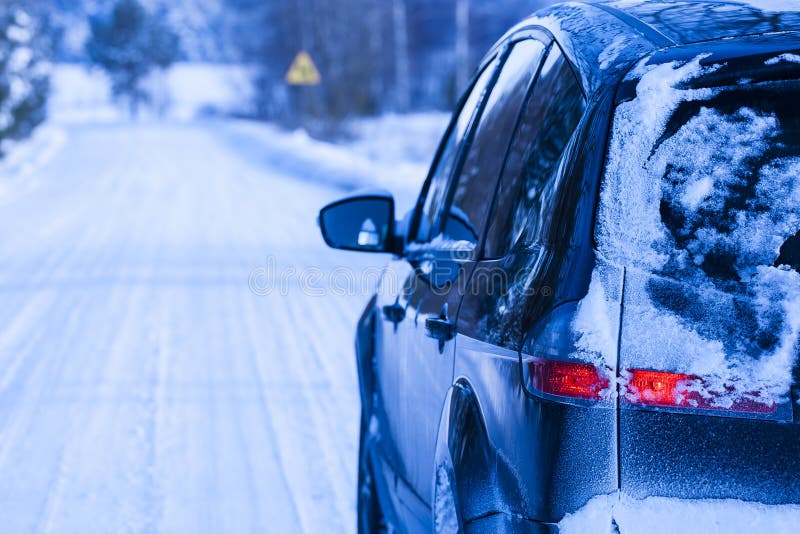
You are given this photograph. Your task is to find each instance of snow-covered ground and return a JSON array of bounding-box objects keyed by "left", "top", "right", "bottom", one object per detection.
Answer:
[{"left": 0, "top": 65, "right": 445, "bottom": 532}]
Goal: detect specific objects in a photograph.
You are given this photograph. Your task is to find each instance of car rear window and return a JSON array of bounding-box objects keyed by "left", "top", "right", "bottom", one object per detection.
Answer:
[{"left": 582, "top": 55, "right": 800, "bottom": 406}]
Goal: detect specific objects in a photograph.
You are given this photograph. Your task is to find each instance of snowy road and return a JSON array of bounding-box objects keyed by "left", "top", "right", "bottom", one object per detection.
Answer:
[{"left": 0, "top": 118, "right": 396, "bottom": 532}]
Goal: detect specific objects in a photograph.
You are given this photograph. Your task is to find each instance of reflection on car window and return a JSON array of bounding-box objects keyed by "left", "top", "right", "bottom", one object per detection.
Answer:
[
  {"left": 415, "top": 58, "right": 499, "bottom": 243},
  {"left": 484, "top": 44, "right": 586, "bottom": 258},
  {"left": 441, "top": 39, "right": 547, "bottom": 250}
]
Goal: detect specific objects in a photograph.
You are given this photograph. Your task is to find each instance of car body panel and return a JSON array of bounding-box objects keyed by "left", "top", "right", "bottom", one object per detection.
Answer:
[
  {"left": 620, "top": 408, "right": 800, "bottom": 504},
  {"left": 372, "top": 256, "right": 467, "bottom": 512},
  {"left": 452, "top": 335, "right": 618, "bottom": 524}
]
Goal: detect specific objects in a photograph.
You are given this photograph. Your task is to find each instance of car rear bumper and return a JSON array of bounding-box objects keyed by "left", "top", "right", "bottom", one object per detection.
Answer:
[{"left": 619, "top": 407, "right": 800, "bottom": 504}]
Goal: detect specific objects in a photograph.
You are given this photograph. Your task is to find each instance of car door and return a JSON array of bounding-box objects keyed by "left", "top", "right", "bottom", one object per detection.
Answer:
[{"left": 373, "top": 35, "right": 550, "bottom": 525}]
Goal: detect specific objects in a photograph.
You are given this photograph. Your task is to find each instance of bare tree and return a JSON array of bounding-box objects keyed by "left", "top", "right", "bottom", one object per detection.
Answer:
[
  {"left": 392, "top": 0, "right": 410, "bottom": 111},
  {"left": 455, "top": 0, "right": 470, "bottom": 93}
]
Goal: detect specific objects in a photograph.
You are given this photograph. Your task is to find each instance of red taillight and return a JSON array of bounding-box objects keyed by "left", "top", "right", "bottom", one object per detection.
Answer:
[
  {"left": 624, "top": 369, "right": 695, "bottom": 407},
  {"left": 526, "top": 357, "right": 779, "bottom": 415},
  {"left": 624, "top": 369, "right": 777, "bottom": 414},
  {"left": 529, "top": 357, "right": 611, "bottom": 400}
]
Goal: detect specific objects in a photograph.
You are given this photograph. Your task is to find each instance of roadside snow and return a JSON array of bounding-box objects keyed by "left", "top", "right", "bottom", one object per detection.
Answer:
[
  {"left": 220, "top": 114, "right": 445, "bottom": 214},
  {"left": 0, "top": 124, "right": 67, "bottom": 201},
  {"left": 47, "top": 65, "right": 119, "bottom": 123},
  {"left": 49, "top": 63, "right": 254, "bottom": 123},
  {"left": 47, "top": 63, "right": 444, "bottom": 212}
]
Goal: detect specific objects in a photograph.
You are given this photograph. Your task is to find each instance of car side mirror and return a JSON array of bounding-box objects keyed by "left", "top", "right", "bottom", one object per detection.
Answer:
[{"left": 319, "top": 190, "right": 396, "bottom": 253}]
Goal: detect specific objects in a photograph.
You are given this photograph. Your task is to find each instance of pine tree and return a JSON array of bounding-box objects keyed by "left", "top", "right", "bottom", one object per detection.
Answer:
[
  {"left": 86, "top": 0, "right": 180, "bottom": 117},
  {"left": 0, "top": 5, "right": 50, "bottom": 149}
]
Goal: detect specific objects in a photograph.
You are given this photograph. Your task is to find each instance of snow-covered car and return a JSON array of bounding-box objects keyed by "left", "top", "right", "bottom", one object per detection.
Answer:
[{"left": 319, "top": 1, "right": 800, "bottom": 532}]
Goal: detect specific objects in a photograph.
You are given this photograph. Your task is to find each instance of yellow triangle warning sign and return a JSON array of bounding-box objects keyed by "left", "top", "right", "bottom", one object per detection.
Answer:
[{"left": 285, "top": 51, "right": 321, "bottom": 86}]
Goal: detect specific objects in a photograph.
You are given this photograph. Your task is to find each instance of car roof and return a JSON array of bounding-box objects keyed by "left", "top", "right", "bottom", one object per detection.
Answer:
[
  {"left": 596, "top": 0, "right": 800, "bottom": 46},
  {"left": 497, "top": 1, "right": 800, "bottom": 96}
]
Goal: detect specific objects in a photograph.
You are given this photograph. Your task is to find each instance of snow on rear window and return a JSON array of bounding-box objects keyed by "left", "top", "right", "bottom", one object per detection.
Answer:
[{"left": 583, "top": 54, "right": 800, "bottom": 406}]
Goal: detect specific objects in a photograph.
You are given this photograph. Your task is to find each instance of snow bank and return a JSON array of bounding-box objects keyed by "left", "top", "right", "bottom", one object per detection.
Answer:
[
  {"left": 343, "top": 113, "right": 449, "bottom": 171},
  {"left": 222, "top": 113, "right": 447, "bottom": 213},
  {"left": 559, "top": 493, "right": 800, "bottom": 534},
  {"left": 0, "top": 125, "right": 66, "bottom": 202},
  {"left": 156, "top": 63, "right": 254, "bottom": 119},
  {"left": 48, "top": 64, "right": 119, "bottom": 123},
  {"left": 47, "top": 62, "right": 445, "bottom": 212},
  {"left": 48, "top": 63, "right": 253, "bottom": 122}
]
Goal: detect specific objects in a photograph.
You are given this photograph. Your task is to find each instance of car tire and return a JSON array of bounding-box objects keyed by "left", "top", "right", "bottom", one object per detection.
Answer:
[{"left": 357, "top": 415, "right": 386, "bottom": 534}]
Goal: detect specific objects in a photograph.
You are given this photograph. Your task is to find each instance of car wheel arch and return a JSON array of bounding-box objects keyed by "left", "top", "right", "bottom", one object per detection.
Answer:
[{"left": 433, "top": 379, "right": 529, "bottom": 530}]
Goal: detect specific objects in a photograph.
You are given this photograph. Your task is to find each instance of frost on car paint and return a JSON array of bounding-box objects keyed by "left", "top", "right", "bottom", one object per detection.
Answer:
[
  {"left": 578, "top": 53, "right": 800, "bottom": 408},
  {"left": 598, "top": 35, "right": 628, "bottom": 71},
  {"left": 738, "top": 0, "right": 800, "bottom": 13}
]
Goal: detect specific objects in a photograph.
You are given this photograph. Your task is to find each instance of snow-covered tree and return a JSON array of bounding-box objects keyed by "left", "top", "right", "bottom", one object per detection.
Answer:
[
  {"left": 86, "top": 0, "right": 180, "bottom": 117},
  {"left": 0, "top": 5, "right": 50, "bottom": 148}
]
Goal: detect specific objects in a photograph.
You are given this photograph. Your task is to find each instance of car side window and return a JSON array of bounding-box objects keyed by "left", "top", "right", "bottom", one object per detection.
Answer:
[
  {"left": 414, "top": 57, "right": 500, "bottom": 243},
  {"left": 440, "top": 39, "right": 548, "bottom": 250},
  {"left": 483, "top": 43, "right": 586, "bottom": 258}
]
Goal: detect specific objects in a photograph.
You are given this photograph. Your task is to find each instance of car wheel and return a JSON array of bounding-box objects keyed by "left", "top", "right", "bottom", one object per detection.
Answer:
[{"left": 358, "top": 415, "right": 387, "bottom": 534}]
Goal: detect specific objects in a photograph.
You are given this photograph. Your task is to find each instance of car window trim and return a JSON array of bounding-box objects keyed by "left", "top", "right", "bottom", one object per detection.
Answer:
[
  {"left": 407, "top": 53, "right": 504, "bottom": 246},
  {"left": 410, "top": 32, "right": 557, "bottom": 256},
  {"left": 479, "top": 38, "right": 589, "bottom": 260},
  {"left": 408, "top": 28, "right": 555, "bottom": 250},
  {"left": 425, "top": 45, "right": 513, "bottom": 245}
]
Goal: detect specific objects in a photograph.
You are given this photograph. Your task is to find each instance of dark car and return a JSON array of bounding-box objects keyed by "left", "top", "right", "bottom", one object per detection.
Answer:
[{"left": 318, "top": 1, "right": 800, "bottom": 532}]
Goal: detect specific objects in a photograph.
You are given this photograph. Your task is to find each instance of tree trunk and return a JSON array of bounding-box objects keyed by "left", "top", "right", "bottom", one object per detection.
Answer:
[
  {"left": 392, "top": 0, "right": 410, "bottom": 112},
  {"left": 455, "top": 0, "right": 470, "bottom": 94}
]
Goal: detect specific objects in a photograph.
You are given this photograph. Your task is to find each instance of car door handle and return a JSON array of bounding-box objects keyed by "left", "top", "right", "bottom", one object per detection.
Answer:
[
  {"left": 382, "top": 298, "right": 406, "bottom": 331},
  {"left": 425, "top": 314, "right": 456, "bottom": 354},
  {"left": 425, "top": 303, "right": 456, "bottom": 346},
  {"left": 424, "top": 317, "right": 456, "bottom": 341}
]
